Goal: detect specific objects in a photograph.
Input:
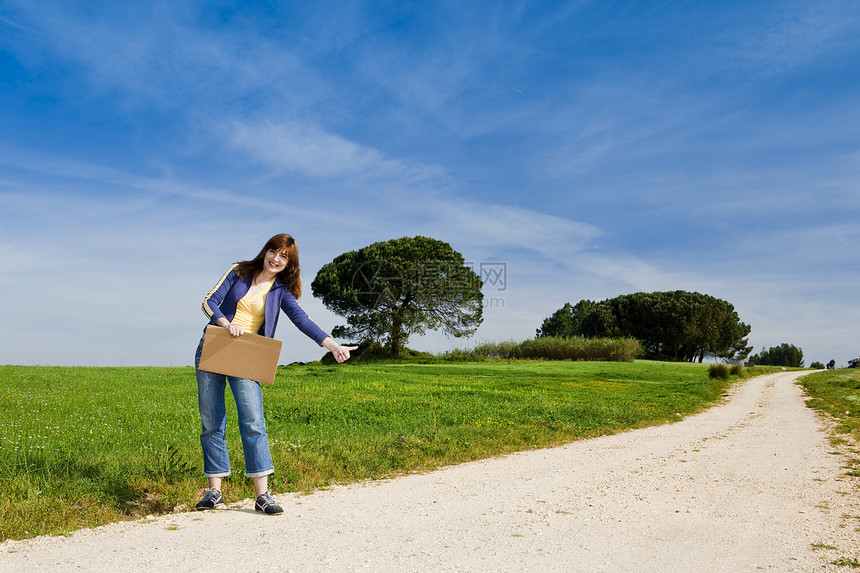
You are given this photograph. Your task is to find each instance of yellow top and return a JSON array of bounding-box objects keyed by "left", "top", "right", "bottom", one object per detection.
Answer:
[{"left": 231, "top": 278, "right": 275, "bottom": 335}]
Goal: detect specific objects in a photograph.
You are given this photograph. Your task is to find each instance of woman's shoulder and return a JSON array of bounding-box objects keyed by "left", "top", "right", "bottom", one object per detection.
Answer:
[
  {"left": 223, "top": 263, "right": 243, "bottom": 277},
  {"left": 215, "top": 264, "right": 248, "bottom": 289}
]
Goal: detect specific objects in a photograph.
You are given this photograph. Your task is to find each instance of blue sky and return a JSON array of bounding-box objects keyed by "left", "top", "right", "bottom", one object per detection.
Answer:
[{"left": 1, "top": 0, "right": 858, "bottom": 367}]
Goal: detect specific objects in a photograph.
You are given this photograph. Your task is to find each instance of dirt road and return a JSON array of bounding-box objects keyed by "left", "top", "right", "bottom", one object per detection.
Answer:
[{"left": 1, "top": 371, "right": 857, "bottom": 572}]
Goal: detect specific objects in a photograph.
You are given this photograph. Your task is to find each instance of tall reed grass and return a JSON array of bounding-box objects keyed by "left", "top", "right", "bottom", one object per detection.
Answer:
[
  {"left": 452, "top": 336, "right": 642, "bottom": 362},
  {"left": 708, "top": 363, "right": 745, "bottom": 380}
]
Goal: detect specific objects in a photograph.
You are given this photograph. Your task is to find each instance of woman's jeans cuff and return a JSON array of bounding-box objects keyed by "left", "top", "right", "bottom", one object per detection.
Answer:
[{"left": 246, "top": 468, "right": 275, "bottom": 479}]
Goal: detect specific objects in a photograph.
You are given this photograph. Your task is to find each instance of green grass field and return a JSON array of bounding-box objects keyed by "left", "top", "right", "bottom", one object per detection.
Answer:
[
  {"left": 1, "top": 360, "right": 773, "bottom": 541},
  {"left": 798, "top": 368, "right": 860, "bottom": 441}
]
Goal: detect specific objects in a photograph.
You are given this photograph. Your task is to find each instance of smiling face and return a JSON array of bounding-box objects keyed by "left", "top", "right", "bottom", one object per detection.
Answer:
[
  {"left": 250, "top": 233, "right": 302, "bottom": 296},
  {"left": 264, "top": 248, "right": 289, "bottom": 275}
]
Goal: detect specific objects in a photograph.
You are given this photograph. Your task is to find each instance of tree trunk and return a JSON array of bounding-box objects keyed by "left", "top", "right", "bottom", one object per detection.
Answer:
[{"left": 389, "top": 316, "right": 403, "bottom": 357}]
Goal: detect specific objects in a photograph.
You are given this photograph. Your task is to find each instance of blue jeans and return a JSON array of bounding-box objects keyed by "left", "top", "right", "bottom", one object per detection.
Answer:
[{"left": 195, "top": 337, "right": 275, "bottom": 478}]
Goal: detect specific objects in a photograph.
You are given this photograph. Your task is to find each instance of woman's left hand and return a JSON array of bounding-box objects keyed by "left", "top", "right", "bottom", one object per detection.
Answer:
[{"left": 322, "top": 338, "right": 359, "bottom": 363}]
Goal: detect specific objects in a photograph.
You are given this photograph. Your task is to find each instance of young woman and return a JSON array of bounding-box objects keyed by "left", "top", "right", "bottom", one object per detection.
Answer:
[{"left": 194, "top": 233, "right": 356, "bottom": 514}]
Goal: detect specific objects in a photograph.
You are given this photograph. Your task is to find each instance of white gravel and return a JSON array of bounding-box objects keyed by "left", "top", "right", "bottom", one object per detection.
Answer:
[{"left": 1, "top": 371, "right": 858, "bottom": 572}]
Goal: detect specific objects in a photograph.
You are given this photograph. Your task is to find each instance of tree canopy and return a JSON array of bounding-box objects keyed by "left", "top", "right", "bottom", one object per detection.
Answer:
[
  {"left": 748, "top": 343, "right": 804, "bottom": 368},
  {"left": 537, "top": 291, "right": 752, "bottom": 363},
  {"left": 311, "top": 236, "right": 483, "bottom": 357}
]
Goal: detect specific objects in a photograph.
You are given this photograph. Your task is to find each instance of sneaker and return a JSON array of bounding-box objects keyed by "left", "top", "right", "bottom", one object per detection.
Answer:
[
  {"left": 254, "top": 491, "right": 283, "bottom": 515},
  {"left": 195, "top": 487, "right": 224, "bottom": 510}
]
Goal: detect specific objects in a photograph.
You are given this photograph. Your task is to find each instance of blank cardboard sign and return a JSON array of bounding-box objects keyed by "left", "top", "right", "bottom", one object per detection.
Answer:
[{"left": 198, "top": 325, "right": 282, "bottom": 385}]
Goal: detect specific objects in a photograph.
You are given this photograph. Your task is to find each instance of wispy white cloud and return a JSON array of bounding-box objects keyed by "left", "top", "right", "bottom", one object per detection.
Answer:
[
  {"left": 3, "top": 2, "right": 310, "bottom": 112},
  {"left": 735, "top": 0, "right": 860, "bottom": 75},
  {"left": 0, "top": 145, "right": 350, "bottom": 224},
  {"left": 224, "top": 115, "right": 607, "bottom": 266},
  {"left": 0, "top": 14, "right": 30, "bottom": 31},
  {"left": 227, "top": 117, "right": 442, "bottom": 183},
  {"left": 734, "top": 223, "right": 860, "bottom": 273}
]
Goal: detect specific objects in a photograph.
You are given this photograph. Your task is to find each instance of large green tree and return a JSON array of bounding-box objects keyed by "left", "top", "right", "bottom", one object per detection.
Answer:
[
  {"left": 311, "top": 236, "right": 483, "bottom": 357},
  {"left": 537, "top": 291, "right": 752, "bottom": 363}
]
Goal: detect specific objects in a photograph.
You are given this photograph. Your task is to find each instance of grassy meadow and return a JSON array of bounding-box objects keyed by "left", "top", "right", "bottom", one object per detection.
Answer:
[
  {"left": 798, "top": 368, "right": 860, "bottom": 441},
  {"left": 1, "top": 360, "right": 772, "bottom": 541}
]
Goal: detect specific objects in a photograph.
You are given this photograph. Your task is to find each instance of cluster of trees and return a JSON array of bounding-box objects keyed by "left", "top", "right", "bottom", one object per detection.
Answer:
[
  {"left": 536, "top": 291, "right": 752, "bottom": 363},
  {"left": 753, "top": 347, "right": 860, "bottom": 369},
  {"left": 748, "top": 343, "right": 804, "bottom": 368}
]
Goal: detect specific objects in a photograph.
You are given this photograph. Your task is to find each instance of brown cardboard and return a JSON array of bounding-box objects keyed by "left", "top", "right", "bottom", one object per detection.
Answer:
[{"left": 198, "top": 325, "right": 283, "bottom": 385}]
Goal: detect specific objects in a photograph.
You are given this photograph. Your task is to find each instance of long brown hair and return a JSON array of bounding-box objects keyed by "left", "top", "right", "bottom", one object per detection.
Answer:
[{"left": 234, "top": 234, "right": 302, "bottom": 298}]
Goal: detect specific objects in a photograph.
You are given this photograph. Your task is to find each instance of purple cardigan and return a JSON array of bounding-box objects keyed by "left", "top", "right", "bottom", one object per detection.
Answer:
[{"left": 202, "top": 265, "right": 330, "bottom": 345}]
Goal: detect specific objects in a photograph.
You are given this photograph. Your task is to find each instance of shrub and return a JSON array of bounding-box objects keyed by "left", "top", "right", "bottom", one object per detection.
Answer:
[
  {"left": 470, "top": 340, "right": 521, "bottom": 359},
  {"left": 709, "top": 363, "right": 731, "bottom": 380}
]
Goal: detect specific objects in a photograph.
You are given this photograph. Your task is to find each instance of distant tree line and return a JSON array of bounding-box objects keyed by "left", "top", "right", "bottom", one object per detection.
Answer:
[
  {"left": 537, "top": 291, "right": 751, "bottom": 363},
  {"left": 748, "top": 343, "right": 804, "bottom": 368}
]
